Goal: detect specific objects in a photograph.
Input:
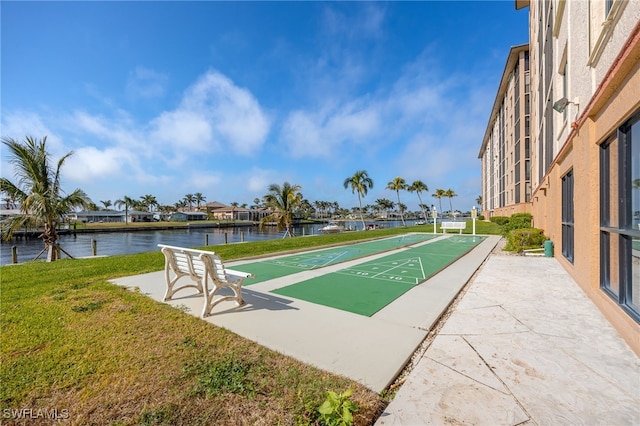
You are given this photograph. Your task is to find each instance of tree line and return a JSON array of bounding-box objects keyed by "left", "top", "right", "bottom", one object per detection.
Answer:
[{"left": 1, "top": 136, "right": 465, "bottom": 260}]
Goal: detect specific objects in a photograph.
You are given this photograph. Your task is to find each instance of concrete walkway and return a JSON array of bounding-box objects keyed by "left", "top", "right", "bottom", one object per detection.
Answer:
[{"left": 377, "top": 250, "right": 640, "bottom": 425}]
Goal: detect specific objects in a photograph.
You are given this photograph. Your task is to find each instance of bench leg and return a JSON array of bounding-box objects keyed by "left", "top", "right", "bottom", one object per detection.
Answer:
[
  {"left": 163, "top": 265, "right": 204, "bottom": 301},
  {"left": 202, "top": 276, "right": 246, "bottom": 318}
]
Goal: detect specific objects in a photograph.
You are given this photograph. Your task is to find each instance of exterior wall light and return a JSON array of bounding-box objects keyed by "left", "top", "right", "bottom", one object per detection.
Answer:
[{"left": 552, "top": 97, "right": 580, "bottom": 113}]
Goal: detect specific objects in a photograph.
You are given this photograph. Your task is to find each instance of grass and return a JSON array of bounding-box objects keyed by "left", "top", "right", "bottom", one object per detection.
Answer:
[{"left": 1, "top": 222, "right": 502, "bottom": 425}]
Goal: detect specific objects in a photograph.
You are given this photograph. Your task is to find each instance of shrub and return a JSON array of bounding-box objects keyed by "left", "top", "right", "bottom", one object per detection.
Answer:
[
  {"left": 504, "top": 228, "right": 546, "bottom": 253},
  {"left": 502, "top": 213, "right": 533, "bottom": 235},
  {"left": 490, "top": 216, "right": 510, "bottom": 226},
  {"left": 318, "top": 389, "right": 358, "bottom": 426}
]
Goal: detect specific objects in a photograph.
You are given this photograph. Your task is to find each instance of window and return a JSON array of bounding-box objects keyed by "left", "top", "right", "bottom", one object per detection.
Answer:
[
  {"left": 589, "top": 0, "right": 623, "bottom": 66},
  {"left": 600, "top": 109, "right": 640, "bottom": 323},
  {"left": 560, "top": 58, "right": 568, "bottom": 121},
  {"left": 562, "top": 170, "right": 574, "bottom": 263}
]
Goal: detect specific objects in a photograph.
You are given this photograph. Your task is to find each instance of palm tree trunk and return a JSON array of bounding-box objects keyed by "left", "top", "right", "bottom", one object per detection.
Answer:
[
  {"left": 358, "top": 195, "right": 366, "bottom": 230},
  {"left": 396, "top": 191, "right": 405, "bottom": 226},
  {"left": 417, "top": 193, "right": 428, "bottom": 222}
]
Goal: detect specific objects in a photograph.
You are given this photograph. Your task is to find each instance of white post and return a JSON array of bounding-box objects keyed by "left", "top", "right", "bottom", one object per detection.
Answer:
[
  {"left": 471, "top": 206, "right": 477, "bottom": 236},
  {"left": 432, "top": 207, "right": 437, "bottom": 234}
]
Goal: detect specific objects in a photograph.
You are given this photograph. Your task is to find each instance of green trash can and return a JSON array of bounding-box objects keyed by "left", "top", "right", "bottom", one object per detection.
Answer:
[{"left": 544, "top": 240, "right": 554, "bottom": 257}]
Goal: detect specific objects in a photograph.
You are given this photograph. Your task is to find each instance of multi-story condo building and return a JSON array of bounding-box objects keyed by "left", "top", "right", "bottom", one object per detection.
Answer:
[
  {"left": 480, "top": 0, "right": 640, "bottom": 354},
  {"left": 479, "top": 44, "right": 532, "bottom": 218}
]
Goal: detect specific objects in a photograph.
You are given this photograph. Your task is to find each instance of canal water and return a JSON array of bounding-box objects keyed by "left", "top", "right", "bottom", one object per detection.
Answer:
[{"left": 1, "top": 221, "right": 416, "bottom": 265}]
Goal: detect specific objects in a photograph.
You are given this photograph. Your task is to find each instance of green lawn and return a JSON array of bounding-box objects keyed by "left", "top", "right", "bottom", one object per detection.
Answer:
[{"left": 1, "top": 222, "right": 502, "bottom": 425}]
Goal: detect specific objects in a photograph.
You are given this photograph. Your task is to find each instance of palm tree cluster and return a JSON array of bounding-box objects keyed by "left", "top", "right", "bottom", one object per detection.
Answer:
[
  {"left": 341, "top": 171, "right": 447, "bottom": 229},
  {"left": 431, "top": 188, "right": 458, "bottom": 217}
]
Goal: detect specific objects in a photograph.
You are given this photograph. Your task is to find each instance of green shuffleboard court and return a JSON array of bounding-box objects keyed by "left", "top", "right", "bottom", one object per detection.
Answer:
[
  {"left": 272, "top": 235, "right": 486, "bottom": 316},
  {"left": 239, "top": 233, "right": 439, "bottom": 285}
]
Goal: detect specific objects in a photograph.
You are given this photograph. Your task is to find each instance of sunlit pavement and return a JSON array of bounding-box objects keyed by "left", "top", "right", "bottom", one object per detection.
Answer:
[{"left": 376, "top": 252, "right": 640, "bottom": 425}]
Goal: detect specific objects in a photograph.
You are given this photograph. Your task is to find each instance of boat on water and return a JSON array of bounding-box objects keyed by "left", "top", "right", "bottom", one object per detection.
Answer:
[{"left": 319, "top": 221, "right": 345, "bottom": 234}]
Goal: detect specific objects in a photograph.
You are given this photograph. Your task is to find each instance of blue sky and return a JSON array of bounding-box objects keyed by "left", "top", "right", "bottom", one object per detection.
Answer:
[{"left": 1, "top": 1, "right": 528, "bottom": 213}]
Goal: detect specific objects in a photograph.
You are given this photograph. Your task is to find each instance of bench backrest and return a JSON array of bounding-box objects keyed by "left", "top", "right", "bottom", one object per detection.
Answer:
[
  {"left": 199, "top": 252, "right": 230, "bottom": 283},
  {"left": 442, "top": 221, "right": 466, "bottom": 228},
  {"left": 159, "top": 244, "right": 214, "bottom": 277}
]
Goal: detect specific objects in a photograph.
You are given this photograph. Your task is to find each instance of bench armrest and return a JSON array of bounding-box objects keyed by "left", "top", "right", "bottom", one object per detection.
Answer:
[{"left": 225, "top": 269, "right": 255, "bottom": 279}]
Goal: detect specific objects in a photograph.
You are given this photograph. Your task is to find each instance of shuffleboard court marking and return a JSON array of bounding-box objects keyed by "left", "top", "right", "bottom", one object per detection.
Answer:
[
  {"left": 371, "top": 258, "right": 420, "bottom": 282},
  {"left": 271, "top": 235, "right": 487, "bottom": 316},
  {"left": 337, "top": 256, "right": 426, "bottom": 285},
  {"left": 268, "top": 249, "right": 356, "bottom": 270},
  {"left": 239, "top": 233, "right": 442, "bottom": 285}
]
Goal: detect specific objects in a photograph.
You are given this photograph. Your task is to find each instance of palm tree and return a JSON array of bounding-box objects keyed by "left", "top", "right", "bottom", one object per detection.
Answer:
[
  {"left": 375, "top": 198, "right": 394, "bottom": 218},
  {"left": 2, "top": 195, "right": 18, "bottom": 209},
  {"left": 259, "top": 182, "right": 303, "bottom": 237},
  {"left": 230, "top": 201, "right": 239, "bottom": 220},
  {"left": 408, "top": 180, "right": 429, "bottom": 222},
  {"left": 299, "top": 198, "right": 314, "bottom": 219},
  {"left": 100, "top": 200, "right": 112, "bottom": 210},
  {"left": 444, "top": 188, "right": 458, "bottom": 217},
  {"left": 0, "top": 136, "right": 90, "bottom": 261},
  {"left": 343, "top": 170, "right": 374, "bottom": 230},
  {"left": 115, "top": 196, "right": 136, "bottom": 224},
  {"left": 374, "top": 198, "right": 392, "bottom": 217},
  {"left": 140, "top": 194, "right": 158, "bottom": 212},
  {"left": 398, "top": 202, "right": 407, "bottom": 218},
  {"left": 184, "top": 194, "right": 195, "bottom": 211},
  {"left": 194, "top": 192, "right": 206, "bottom": 210},
  {"left": 386, "top": 177, "right": 408, "bottom": 226},
  {"left": 432, "top": 189, "right": 446, "bottom": 215}
]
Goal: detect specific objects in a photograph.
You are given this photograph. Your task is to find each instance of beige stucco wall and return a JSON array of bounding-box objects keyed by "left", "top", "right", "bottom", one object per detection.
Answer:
[{"left": 531, "top": 29, "right": 640, "bottom": 355}]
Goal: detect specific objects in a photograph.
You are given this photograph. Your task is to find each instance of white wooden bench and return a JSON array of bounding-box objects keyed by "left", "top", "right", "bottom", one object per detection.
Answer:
[
  {"left": 441, "top": 221, "right": 466, "bottom": 234},
  {"left": 158, "top": 244, "right": 255, "bottom": 317}
]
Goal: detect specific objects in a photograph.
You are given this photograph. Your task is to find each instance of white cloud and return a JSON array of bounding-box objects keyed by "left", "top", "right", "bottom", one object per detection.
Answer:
[
  {"left": 279, "top": 111, "right": 323, "bottom": 158},
  {"left": 0, "top": 111, "right": 65, "bottom": 153},
  {"left": 63, "top": 146, "right": 134, "bottom": 182},
  {"left": 149, "top": 110, "right": 213, "bottom": 152},
  {"left": 160, "top": 71, "right": 270, "bottom": 155},
  {"left": 126, "top": 66, "right": 168, "bottom": 99},
  {"left": 322, "top": 4, "right": 386, "bottom": 40},
  {"left": 72, "top": 110, "right": 145, "bottom": 152},
  {"left": 185, "top": 172, "right": 222, "bottom": 191},
  {"left": 246, "top": 168, "right": 280, "bottom": 193},
  {"left": 280, "top": 102, "right": 380, "bottom": 159}
]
